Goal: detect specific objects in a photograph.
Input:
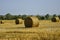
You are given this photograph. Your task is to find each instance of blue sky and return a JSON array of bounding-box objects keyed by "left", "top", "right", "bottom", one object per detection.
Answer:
[{"left": 0, "top": 0, "right": 60, "bottom": 15}]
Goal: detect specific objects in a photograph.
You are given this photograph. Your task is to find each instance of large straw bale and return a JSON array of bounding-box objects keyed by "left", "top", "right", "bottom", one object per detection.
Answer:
[{"left": 24, "top": 16, "right": 39, "bottom": 28}]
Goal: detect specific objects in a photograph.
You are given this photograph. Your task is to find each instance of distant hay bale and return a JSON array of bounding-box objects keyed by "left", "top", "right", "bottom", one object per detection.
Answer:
[
  {"left": 51, "top": 17, "right": 59, "bottom": 22},
  {"left": 0, "top": 20, "right": 4, "bottom": 24},
  {"left": 15, "top": 19, "right": 19, "bottom": 24},
  {"left": 15, "top": 18, "right": 23, "bottom": 24},
  {"left": 18, "top": 19, "right": 23, "bottom": 24},
  {"left": 24, "top": 16, "right": 39, "bottom": 28}
]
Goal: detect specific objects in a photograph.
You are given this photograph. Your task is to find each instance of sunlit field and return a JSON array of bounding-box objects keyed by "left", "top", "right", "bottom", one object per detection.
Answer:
[{"left": 0, "top": 20, "right": 60, "bottom": 40}]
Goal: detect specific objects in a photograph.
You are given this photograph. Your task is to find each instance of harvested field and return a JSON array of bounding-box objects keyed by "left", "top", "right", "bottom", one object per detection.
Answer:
[
  {"left": 0, "top": 20, "right": 60, "bottom": 40},
  {"left": 0, "top": 28, "right": 60, "bottom": 40}
]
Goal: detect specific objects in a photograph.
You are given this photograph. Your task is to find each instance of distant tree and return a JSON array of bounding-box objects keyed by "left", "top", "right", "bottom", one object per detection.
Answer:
[
  {"left": 53, "top": 14, "right": 57, "bottom": 17},
  {"left": 0, "top": 15, "right": 4, "bottom": 20},
  {"left": 22, "top": 14, "right": 27, "bottom": 20},
  {"left": 36, "top": 15, "right": 41, "bottom": 20},
  {"left": 12, "top": 15, "right": 18, "bottom": 19},
  {"left": 18, "top": 15, "right": 22, "bottom": 19},
  {"left": 5, "top": 13, "right": 12, "bottom": 20},
  {"left": 40, "top": 16, "right": 45, "bottom": 20},
  {"left": 45, "top": 14, "right": 50, "bottom": 20}
]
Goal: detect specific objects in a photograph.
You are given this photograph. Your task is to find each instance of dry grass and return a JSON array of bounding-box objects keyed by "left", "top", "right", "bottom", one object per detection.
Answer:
[
  {"left": 0, "top": 28, "right": 60, "bottom": 40},
  {"left": 0, "top": 20, "right": 60, "bottom": 40},
  {"left": 39, "top": 20, "right": 60, "bottom": 28}
]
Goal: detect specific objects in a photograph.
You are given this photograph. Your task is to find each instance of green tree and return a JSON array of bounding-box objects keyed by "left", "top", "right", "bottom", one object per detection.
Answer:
[
  {"left": 5, "top": 13, "right": 12, "bottom": 20},
  {"left": 22, "top": 14, "right": 27, "bottom": 20},
  {"left": 36, "top": 15, "right": 41, "bottom": 20},
  {"left": 53, "top": 14, "right": 57, "bottom": 17},
  {"left": 12, "top": 15, "right": 18, "bottom": 19},
  {"left": 18, "top": 15, "right": 22, "bottom": 19},
  {"left": 0, "top": 15, "right": 4, "bottom": 20},
  {"left": 40, "top": 16, "right": 45, "bottom": 20},
  {"left": 45, "top": 14, "right": 50, "bottom": 20}
]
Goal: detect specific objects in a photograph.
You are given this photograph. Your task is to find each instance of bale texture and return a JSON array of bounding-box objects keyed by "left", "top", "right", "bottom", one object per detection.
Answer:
[
  {"left": 15, "top": 19, "right": 23, "bottom": 24},
  {"left": 24, "top": 16, "right": 39, "bottom": 28},
  {"left": 51, "top": 17, "right": 59, "bottom": 22}
]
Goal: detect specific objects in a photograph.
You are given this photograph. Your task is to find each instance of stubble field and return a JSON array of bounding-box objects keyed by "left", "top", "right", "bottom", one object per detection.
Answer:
[{"left": 0, "top": 20, "right": 60, "bottom": 40}]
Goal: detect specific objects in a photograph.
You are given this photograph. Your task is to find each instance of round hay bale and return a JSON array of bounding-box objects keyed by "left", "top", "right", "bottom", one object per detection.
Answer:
[
  {"left": 51, "top": 17, "right": 59, "bottom": 22},
  {"left": 0, "top": 20, "right": 4, "bottom": 24},
  {"left": 18, "top": 19, "right": 23, "bottom": 24},
  {"left": 15, "top": 18, "right": 23, "bottom": 24},
  {"left": 15, "top": 19, "right": 19, "bottom": 24},
  {"left": 24, "top": 16, "right": 39, "bottom": 28}
]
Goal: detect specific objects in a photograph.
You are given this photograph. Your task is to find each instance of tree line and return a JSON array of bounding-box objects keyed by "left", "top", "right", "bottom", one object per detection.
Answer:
[{"left": 0, "top": 13, "right": 60, "bottom": 20}]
